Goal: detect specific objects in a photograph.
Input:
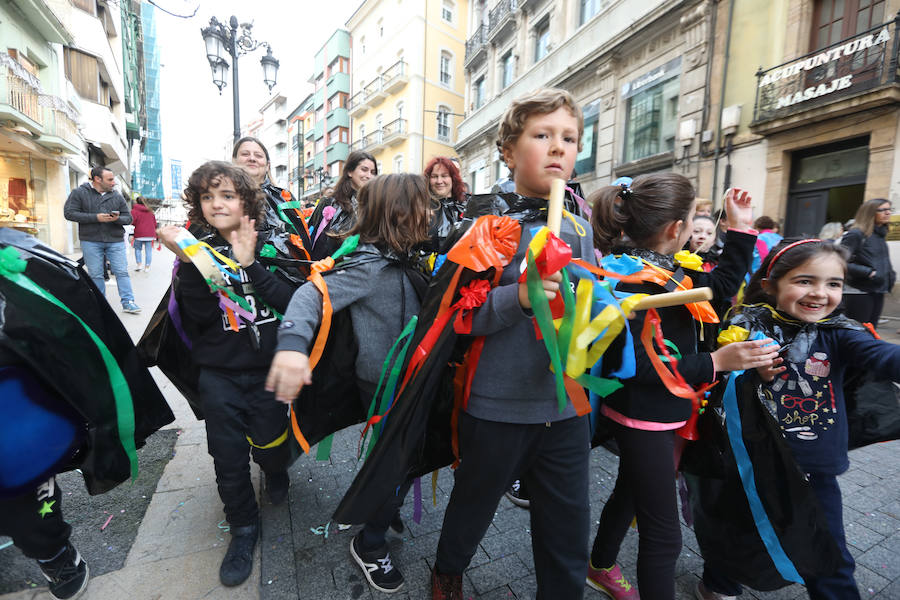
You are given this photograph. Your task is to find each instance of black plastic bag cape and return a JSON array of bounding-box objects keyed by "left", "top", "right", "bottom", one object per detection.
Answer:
[
  {"left": 0, "top": 229, "right": 174, "bottom": 496},
  {"left": 137, "top": 225, "right": 312, "bottom": 419},
  {"left": 685, "top": 369, "right": 844, "bottom": 590},
  {"left": 332, "top": 193, "right": 547, "bottom": 525}
]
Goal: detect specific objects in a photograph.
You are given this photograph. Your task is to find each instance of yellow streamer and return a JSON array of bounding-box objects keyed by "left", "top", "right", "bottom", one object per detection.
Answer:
[
  {"left": 562, "top": 210, "right": 587, "bottom": 237},
  {"left": 673, "top": 250, "right": 705, "bottom": 272},
  {"left": 182, "top": 240, "right": 241, "bottom": 272}
]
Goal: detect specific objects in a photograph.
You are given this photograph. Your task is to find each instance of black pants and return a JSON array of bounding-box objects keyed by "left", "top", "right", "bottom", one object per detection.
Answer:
[
  {"left": 199, "top": 368, "right": 291, "bottom": 527},
  {"left": 591, "top": 423, "right": 682, "bottom": 600},
  {"left": 0, "top": 477, "right": 70, "bottom": 560},
  {"left": 436, "top": 412, "right": 591, "bottom": 600},
  {"left": 703, "top": 473, "right": 858, "bottom": 600},
  {"left": 842, "top": 293, "right": 885, "bottom": 328}
]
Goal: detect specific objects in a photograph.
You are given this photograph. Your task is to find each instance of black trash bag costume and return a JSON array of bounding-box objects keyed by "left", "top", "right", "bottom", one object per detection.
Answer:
[
  {"left": 137, "top": 224, "right": 311, "bottom": 419},
  {"left": 683, "top": 304, "right": 900, "bottom": 591},
  {"left": 332, "top": 193, "right": 561, "bottom": 525},
  {"left": 0, "top": 229, "right": 174, "bottom": 496}
]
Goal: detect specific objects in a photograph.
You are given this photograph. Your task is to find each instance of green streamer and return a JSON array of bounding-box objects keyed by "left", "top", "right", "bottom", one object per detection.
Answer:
[
  {"left": 276, "top": 201, "right": 306, "bottom": 235},
  {"left": 0, "top": 246, "right": 139, "bottom": 480},
  {"left": 526, "top": 250, "right": 567, "bottom": 410},
  {"left": 315, "top": 434, "right": 334, "bottom": 461},
  {"left": 575, "top": 372, "right": 623, "bottom": 398},
  {"left": 331, "top": 234, "right": 359, "bottom": 262}
]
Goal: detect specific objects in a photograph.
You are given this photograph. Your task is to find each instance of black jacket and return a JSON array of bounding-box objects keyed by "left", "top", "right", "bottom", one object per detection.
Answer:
[
  {"left": 841, "top": 225, "right": 896, "bottom": 294},
  {"left": 63, "top": 182, "right": 132, "bottom": 242}
]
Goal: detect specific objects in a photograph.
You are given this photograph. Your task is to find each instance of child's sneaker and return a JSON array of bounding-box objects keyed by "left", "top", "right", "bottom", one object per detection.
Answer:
[
  {"left": 695, "top": 581, "right": 736, "bottom": 600},
  {"left": 504, "top": 479, "right": 530, "bottom": 508},
  {"left": 586, "top": 562, "right": 639, "bottom": 599},
  {"left": 38, "top": 542, "right": 90, "bottom": 600},
  {"left": 122, "top": 301, "right": 142, "bottom": 314},
  {"left": 350, "top": 533, "right": 403, "bottom": 593}
]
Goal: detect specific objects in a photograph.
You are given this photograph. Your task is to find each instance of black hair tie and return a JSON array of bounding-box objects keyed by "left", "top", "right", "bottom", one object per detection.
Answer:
[{"left": 616, "top": 184, "right": 633, "bottom": 201}]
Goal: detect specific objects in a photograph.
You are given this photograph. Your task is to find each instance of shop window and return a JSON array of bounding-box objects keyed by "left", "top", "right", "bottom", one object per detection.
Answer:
[
  {"left": 534, "top": 18, "right": 550, "bottom": 62},
  {"left": 0, "top": 154, "right": 48, "bottom": 242},
  {"left": 623, "top": 77, "right": 680, "bottom": 163},
  {"left": 575, "top": 101, "right": 601, "bottom": 175}
]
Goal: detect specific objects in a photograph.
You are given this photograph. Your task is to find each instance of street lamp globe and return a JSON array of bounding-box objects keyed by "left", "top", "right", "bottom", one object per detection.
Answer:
[
  {"left": 201, "top": 20, "right": 227, "bottom": 65},
  {"left": 260, "top": 48, "right": 280, "bottom": 92},
  {"left": 209, "top": 59, "right": 229, "bottom": 93}
]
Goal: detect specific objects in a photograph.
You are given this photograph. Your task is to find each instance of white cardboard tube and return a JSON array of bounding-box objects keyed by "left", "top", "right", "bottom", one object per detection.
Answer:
[{"left": 547, "top": 179, "right": 565, "bottom": 235}]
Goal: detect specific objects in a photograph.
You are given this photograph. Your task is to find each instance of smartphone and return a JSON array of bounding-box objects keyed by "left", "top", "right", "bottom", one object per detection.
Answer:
[{"left": 110, "top": 211, "right": 120, "bottom": 218}]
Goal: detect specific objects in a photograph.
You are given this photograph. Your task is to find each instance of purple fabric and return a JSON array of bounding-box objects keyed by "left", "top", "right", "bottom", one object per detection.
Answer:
[
  {"left": 567, "top": 185, "right": 591, "bottom": 219},
  {"left": 312, "top": 205, "right": 336, "bottom": 249},
  {"left": 168, "top": 260, "right": 192, "bottom": 349},
  {"left": 413, "top": 477, "right": 423, "bottom": 524}
]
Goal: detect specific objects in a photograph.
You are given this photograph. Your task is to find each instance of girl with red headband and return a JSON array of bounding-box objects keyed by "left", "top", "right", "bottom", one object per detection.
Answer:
[{"left": 694, "top": 238, "right": 900, "bottom": 600}]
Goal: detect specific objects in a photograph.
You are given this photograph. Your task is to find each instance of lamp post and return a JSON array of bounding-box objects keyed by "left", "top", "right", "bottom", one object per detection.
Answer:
[
  {"left": 201, "top": 16, "right": 280, "bottom": 144},
  {"left": 305, "top": 167, "right": 332, "bottom": 200}
]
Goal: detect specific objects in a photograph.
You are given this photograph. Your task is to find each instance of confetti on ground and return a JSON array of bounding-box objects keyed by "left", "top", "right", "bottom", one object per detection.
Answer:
[
  {"left": 0, "top": 540, "right": 13, "bottom": 551},
  {"left": 100, "top": 515, "right": 114, "bottom": 531},
  {"left": 310, "top": 522, "right": 331, "bottom": 539}
]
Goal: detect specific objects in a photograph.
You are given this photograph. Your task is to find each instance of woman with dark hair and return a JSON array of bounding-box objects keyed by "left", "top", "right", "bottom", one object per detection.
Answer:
[
  {"left": 423, "top": 157, "right": 467, "bottom": 250},
  {"left": 840, "top": 198, "right": 896, "bottom": 327},
  {"left": 232, "top": 136, "right": 312, "bottom": 257},
  {"left": 307, "top": 151, "right": 377, "bottom": 261}
]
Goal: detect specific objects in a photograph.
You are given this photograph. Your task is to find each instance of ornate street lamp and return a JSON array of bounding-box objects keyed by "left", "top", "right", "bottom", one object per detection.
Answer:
[{"left": 200, "top": 16, "right": 280, "bottom": 143}]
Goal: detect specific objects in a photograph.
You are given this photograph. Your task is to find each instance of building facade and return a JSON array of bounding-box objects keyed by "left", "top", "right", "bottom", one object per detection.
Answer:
[
  {"left": 256, "top": 92, "right": 290, "bottom": 188},
  {"left": 1, "top": 0, "right": 83, "bottom": 251},
  {"left": 457, "top": 0, "right": 719, "bottom": 198},
  {"left": 346, "top": 0, "right": 468, "bottom": 176},
  {"left": 288, "top": 93, "right": 314, "bottom": 199},
  {"left": 134, "top": 0, "right": 163, "bottom": 200}
]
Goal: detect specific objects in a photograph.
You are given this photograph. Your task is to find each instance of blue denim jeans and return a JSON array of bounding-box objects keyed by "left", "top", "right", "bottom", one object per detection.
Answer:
[
  {"left": 133, "top": 239, "right": 154, "bottom": 266},
  {"left": 81, "top": 240, "right": 134, "bottom": 304}
]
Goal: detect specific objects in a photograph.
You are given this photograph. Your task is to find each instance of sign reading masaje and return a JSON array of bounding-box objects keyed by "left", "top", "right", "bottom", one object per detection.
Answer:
[{"left": 759, "top": 27, "right": 891, "bottom": 110}]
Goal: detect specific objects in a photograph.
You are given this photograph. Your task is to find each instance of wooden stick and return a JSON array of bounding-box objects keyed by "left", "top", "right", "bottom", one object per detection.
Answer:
[
  {"left": 547, "top": 179, "right": 565, "bottom": 235},
  {"left": 632, "top": 287, "right": 713, "bottom": 311}
]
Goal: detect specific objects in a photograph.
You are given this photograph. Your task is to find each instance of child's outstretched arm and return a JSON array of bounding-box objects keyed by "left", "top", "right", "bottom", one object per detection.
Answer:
[
  {"left": 691, "top": 188, "right": 757, "bottom": 301},
  {"left": 837, "top": 329, "right": 900, "bottom": 378},
  {"left": 157, "top": 225, "right": 191, "bottom": 262},
  {"left": 266, "top": 350, "right": 312, "bottom": 403}
]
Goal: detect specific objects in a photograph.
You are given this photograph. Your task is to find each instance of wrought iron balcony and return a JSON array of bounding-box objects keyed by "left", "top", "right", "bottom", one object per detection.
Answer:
[
  {"left": 465, "top": 24, "right": 489, "bottom": 67},
  {"left": 488, "top": 0, "right": 518, "bottom": 42},
  {"left": 348, "top": 90, "right": 369, "bottom": 117},
  {"left": 382, "top": 118, "right": 408, "bottom": 146},
  {"left": 752, "top": 15, "right": 900, "bottom": 127},
  {"left": 381, "top": 60, "right": 408, "bottom": 94},
  {"left": 1, "top": 66, "right": 43, "bottom": 132}
]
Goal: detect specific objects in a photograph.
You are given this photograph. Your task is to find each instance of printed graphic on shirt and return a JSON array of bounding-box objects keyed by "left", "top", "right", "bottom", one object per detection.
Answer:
[
  {"left": 767, "top": 353, "right": 837, "bottom": 442},
  {"left": 219, "top": 267, "right": 277, "bottom": 332}
]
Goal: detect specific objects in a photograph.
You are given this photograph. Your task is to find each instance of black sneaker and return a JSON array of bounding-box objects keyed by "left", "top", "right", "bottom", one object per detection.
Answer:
[
  {"left": 265, "top": 470, "right": 290, "bottom": 506},
  {"left": 219, "top": 523, "right": 258, "bottom": 587},
  {"left": 505, "top": 479, "right": 530, "bottom": 509},
  {"left": 38, "top": 543, "right": 89, "bottom": 600},
  {"left": 349, "top": 533, "right": 404, "bottom": 593}
]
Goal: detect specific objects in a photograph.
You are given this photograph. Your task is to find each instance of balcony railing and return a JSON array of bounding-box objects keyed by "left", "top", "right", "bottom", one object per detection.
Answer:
[
  {"left": 465, "top": 24, "right": 489, "bottom": 66},
  {"left": 350, "top": 136, "right": 371, "bottom": 152},
  {"left": 488, "top": 0, "right": 518, "bottom": 40},
  {"left": 3, "top": 67, "right": 42, "bottom": 126},
  {"left": 382, "top": 118, "right": 408, "bottom": 146},
  {"left": 380, "top": 60, "right": 408, "bottom": 94},
  {"left": 752, "top": 16, "right": 900, "bottom": 125},
  {"left": 40, "top": 103, "right": 81, "bottom": 151},
  {"left": 348, "top": 90, "right": 368, "bottom": 116}
]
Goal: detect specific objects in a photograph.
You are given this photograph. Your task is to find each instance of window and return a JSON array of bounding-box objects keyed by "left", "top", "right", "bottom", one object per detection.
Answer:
[
  {"left": 442, "top": 0, "right": 454, "bottom": 23},
  {"left": 63, "top": 48, "right": 99, "bottom": 102},
  {"left": 440, "top": 51, "right": 452, "bottom": 86},
  {"left": 623, "top": 77, "right": 680, "bottom": 163},
  {"left": 396, "top": 101, "right": 404, "bottom": 120},
  {"left": 330, "top": 161, "right": 342, "bottom": 178},
  {"left": 812, "top": 0, "right": 885, "bottom": 50},
  {"left": 375, "top": 114, "right": 384, "bottom": 143},
  {"left": 580, "top": 0, "right": 605, "bottom": 25},
  {"left": 501, "top": 51, "right": 514, "bottom": 88},
  {"left": 535, "top": 19, "right": 550, "bottom": 62},
  {"left": 474, "top": 76, "right": 486, "bottom": 108},
  {"left": 393, "top": 155, "right": 403, "bottom": 173},
  {"left": 360, "top": 124, "right": 366, "bottom": 141},
  {"left": 315, "top": 138, "right": 324, "bottom": 153},
  {"left": 437, "top": 106, "right": 451, "bottom": 142}
]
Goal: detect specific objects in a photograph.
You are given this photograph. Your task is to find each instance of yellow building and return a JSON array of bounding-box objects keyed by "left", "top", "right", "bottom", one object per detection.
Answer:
[{"left": 346, "top": 0, "right": 468, "bottom": 174}]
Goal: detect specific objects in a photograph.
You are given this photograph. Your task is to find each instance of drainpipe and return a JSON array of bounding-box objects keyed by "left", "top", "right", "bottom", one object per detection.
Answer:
[
  {"left": 700, "top": 0, "right": 718, "bottom": 152},
  {"left": 710, "top": 0, "right": 735, "bottom": 207}
]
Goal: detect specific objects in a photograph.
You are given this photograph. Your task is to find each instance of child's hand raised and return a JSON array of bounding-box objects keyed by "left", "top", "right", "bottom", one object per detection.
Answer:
[
  {"left": 710, "top": 338, "right": 781, "bottom": 372},
  {"left": 157, "top": 225, "right": 190, "bottom": 262},
  {"left": 518, "top": 270, "right": 562, "bottom": 309},
  {"left": 266, "top": 350, "right": 313, "bottom": 404},
  {"left": 229, "top": 216, "right": 258, "bottom": 268},
  {"left": 723, "top": 187, "right": 754, "bottom": 232}
]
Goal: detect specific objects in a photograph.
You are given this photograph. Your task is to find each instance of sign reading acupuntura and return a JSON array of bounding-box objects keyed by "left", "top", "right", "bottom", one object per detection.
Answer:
[{"left": 754, "top": 25, "right": 892, "bottom": 121}]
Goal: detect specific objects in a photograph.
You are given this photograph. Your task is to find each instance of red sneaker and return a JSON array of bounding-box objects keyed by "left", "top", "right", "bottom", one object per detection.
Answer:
[
  {"left": 431, "top": 568, "right": 462, "bottom": 600},
  {"left": 586, "top": 562, "right": 639, "bottom": 599}
]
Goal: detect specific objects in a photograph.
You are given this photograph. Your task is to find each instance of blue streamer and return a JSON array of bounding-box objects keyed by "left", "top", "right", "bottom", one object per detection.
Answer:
[{"left": 722, "top": 370, "right": 804, "bottom": 584}]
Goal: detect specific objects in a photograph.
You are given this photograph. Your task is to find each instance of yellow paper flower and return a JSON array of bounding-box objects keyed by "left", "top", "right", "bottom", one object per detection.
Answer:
[
  {"left": 674, "top": 250, "right": 704, "bottom": 272},
  {"left": 717, "top": 325, "right": 750, "bottom": 346}
]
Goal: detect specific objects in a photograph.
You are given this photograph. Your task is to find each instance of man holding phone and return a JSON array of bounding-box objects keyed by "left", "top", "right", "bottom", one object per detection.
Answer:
[{"left": 64, "top": 167, "right": 141, "bottom": 313}]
